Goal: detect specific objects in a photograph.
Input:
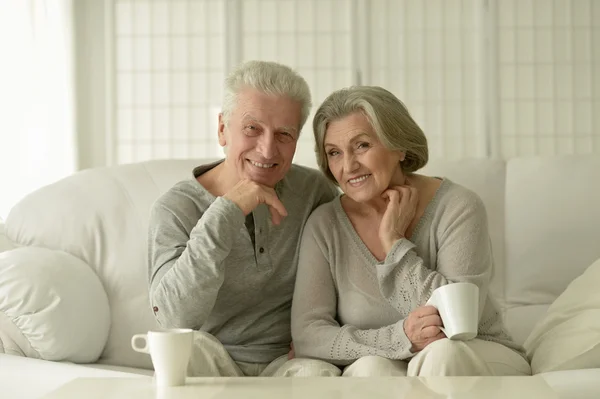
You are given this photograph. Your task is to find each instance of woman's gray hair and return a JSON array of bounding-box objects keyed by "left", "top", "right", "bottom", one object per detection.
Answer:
[
  {"left": 313, "top": 86, "right": 428, "bottom": 183},
  {"left": 221, "top": 60, "right": 312, "bottom": 131}
]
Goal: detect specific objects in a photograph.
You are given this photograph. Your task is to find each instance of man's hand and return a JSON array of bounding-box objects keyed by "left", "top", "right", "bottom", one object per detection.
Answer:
[
  {"left": 404, "top": 305, "right": 446, "bottom": 353},
  {"left": 223, "top": 179, "right": 288, "bottom": 225}
]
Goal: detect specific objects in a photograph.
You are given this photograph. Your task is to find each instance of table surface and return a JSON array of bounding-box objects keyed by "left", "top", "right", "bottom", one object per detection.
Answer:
[{"left": 42, "top": 376, "right": 559, "bottom": 399}]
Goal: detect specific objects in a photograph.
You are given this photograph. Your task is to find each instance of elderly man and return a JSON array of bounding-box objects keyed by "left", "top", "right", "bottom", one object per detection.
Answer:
[{"left": 147, "top": 60, "right": 339, "bottom": 377}]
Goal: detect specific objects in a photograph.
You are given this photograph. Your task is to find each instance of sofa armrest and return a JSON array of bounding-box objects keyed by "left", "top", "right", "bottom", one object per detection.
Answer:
[{"left": 0, "top": 247, "right": 110, "bottom": 363}]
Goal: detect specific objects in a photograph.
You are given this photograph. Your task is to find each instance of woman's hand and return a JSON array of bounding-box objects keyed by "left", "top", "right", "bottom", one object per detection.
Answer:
[
  {"left": 403, "top": 306, "right": 446, "bottom": 353},
  {"left": 288, "top": 342, "right": 295, "bottom": 360},
  {"left": 379, "top": 184, "right": 418, "bottom": 253}
]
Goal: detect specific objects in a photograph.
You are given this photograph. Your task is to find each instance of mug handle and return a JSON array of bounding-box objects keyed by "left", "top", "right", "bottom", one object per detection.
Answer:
[{"left": 131, "top": 334, "right": 149, "bottom": 353}]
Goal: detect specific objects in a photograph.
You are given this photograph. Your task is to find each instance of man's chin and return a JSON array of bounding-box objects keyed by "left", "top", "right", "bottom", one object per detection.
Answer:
[
  {"left": 245, "top": 166, "right": 289, "bottom": 187},
  {"left": 246, "top": 174, "right": 280, "bottom": 188}
]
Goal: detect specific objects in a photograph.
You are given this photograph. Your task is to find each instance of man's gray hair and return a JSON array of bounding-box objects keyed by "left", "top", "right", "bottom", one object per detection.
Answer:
[{"left": 221, "top": 60, "right": 312, "bottom": 131}]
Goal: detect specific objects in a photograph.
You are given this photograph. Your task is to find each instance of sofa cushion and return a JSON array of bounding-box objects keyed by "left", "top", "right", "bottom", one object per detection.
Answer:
[
  {"left": 504, "top": 155, "right": 600, "bottom": 345},
  {"left": 524, "top": 257, "right": 600, "bottom": 374},
  {"left": 0, "top": 247, "right": 110, "bottom": 362},
  {"left": 0, "top": 220, "right": 14, "bottom": 253}
]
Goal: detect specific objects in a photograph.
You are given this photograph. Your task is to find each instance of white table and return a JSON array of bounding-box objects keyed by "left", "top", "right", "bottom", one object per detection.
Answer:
[{"left": 42, "top": 376, "right": 559, "bottom": 398}]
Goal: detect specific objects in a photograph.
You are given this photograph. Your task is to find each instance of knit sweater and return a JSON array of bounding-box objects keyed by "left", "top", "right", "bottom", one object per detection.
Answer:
[
  {"left": 291, "top": 178, "right": 525, "bottom": 366},
  {"left": 148, "top": 160, "right": 339, "bottom": 363}
]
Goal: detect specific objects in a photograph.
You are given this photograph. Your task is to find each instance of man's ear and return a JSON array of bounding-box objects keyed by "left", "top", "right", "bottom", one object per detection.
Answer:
[{"left": 218, "top": 113, "right": 226, "bottom": 147}]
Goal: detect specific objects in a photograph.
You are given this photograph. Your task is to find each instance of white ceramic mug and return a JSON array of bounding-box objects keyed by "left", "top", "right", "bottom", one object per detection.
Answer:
[
  {"left": 131, "top": 328, "right": 193, "bottom": 387},
  {"left": 426, "top": 282, "right": 479, "bottom": 341}
]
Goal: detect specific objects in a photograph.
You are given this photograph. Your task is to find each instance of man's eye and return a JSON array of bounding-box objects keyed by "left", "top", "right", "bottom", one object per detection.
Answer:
[
  {"left": 278, "top": 132, "right": 295, "bottom": 143},
  {"left": 244, "top": 125, "right": 260, "bottom": 135}
]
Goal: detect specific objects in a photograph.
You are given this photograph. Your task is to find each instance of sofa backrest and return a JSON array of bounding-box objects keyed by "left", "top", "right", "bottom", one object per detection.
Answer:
[
  {"left": 6, "top": 159, "right": 204, "bottom": 369},
  {"left": 503, "top": 155, "right": 600, "bottom": 345}
]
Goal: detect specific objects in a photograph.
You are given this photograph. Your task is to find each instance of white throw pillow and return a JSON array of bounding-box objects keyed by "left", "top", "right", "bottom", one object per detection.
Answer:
[
  {"left": 0, "top": 247, "right": 110, "bottom": 362},
  {"left": 524, "top": 258, "right": 600, "bottom": 374}
]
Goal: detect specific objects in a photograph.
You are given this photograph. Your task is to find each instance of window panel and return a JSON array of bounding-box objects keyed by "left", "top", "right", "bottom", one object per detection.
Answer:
[{"left": 108, "top": 0, "right": 600, "bottom": 164}]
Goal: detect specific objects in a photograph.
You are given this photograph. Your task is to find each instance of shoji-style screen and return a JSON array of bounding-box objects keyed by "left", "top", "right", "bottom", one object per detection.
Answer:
[
  {"left": 496, "top": 0, "right": 600, "bottom": 157},
  {"left": 365, "top": 0, "right": 487, "bottom": 160},
  {"left": 113, "top": 0, "right": 225, "bottom": 163},
  {"left": 108, "top": 0, "right": 600, "bottom": 165},
  {"left": 238, "top": 0, "right": 354, "bottom": 166}
]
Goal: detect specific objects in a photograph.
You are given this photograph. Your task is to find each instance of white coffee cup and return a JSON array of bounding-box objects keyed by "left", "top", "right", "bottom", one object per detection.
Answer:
[
  {"left": 131, "top": 328, "right": 193, "bottom": 387},
  {"left": 426, "top": 282, "right": 479, "bottom": 341}
]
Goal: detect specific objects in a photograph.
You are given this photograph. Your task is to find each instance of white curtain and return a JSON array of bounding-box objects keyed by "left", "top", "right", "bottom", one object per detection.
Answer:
[{"left": 0, "top": 0, "right": 77, "bottom": 220}]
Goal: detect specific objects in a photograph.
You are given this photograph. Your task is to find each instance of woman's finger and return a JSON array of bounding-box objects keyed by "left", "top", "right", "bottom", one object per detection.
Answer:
[
  {"left": 413, "top": 305, "right": 439, "bottom": 318},
  {"left": 420, "top": 314, "right": 443, "bottom": 328},
  {"left": 421, "top": 325, "right": 443, "bottom": 339},
  {"left": 383, "top": 188, "right": 400, "bottom": 203}
]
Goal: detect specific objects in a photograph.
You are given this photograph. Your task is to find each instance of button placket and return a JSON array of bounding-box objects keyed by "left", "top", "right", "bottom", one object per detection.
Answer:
[{"left": 254, "top": 206, "right": 270, "bottom": 270}]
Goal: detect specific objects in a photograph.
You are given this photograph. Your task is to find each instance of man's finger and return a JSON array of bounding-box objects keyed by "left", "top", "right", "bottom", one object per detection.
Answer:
[
  {"left": 268, "top": 205, "right": 283, "bottom": 226},
  {"left": 262, "top": 191, "right": 288, "bottom": 218}
]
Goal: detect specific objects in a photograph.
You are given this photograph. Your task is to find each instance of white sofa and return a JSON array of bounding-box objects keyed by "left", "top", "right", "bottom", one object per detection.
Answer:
[{"left": 1, "top": 156, "right": 599, "bottom": 398}]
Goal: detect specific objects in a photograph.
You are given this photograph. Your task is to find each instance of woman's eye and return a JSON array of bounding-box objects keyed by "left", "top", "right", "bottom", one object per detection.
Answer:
[
  {"left": 327, "top": 150, "right": 339, "bottom": 157},
  {"left": 358, "top": 142, "right": 370, "bottom": 149}
]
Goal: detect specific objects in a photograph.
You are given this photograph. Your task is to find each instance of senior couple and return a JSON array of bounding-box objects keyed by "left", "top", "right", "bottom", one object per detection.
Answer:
[{"left": 147, "top": 60, "right": 530, "bottom": 377}]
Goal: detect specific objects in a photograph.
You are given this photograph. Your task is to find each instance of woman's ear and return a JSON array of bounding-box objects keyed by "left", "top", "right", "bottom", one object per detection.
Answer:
[{"left": 399, "top": 151, "right": 406, "bottom": 162}]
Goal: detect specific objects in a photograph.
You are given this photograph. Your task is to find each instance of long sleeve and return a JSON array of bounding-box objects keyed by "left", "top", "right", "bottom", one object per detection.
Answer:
[
  {"left": 377, "top": 193, "right": 493, "bottom": 320},
  {"left": 148, "top": 196, "right": 245, "bottom": 329},
  {"left": 291, "top": 216, "right": 414, "bottom": 366}
]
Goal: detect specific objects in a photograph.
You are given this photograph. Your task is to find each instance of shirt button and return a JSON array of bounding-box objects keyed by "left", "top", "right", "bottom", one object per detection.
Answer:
[
  {"left": 259, "top": 247, "right": 265, "bottom": 254},
  {"left": 153, "top": 306, "right": 159, "bottom": 313}
]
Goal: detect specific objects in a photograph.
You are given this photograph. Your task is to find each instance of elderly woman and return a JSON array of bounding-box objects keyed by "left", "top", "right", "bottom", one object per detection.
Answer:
[{"left": 288, "top": 86, "right": 530, "bottom": 377}]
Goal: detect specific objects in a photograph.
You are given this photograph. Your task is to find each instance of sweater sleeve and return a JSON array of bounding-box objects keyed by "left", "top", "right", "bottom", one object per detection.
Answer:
[
  {"left": 376, "top": 192, "right": 493, "bottom": 319},
  {"left": 291, "top": 216, "right": 414, "bottom": 366},
  {"left": 148, "top": 195, "right": 245, "bottom": 329}
]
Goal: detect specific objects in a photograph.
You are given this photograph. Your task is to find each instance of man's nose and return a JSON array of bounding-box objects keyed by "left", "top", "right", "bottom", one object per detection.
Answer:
[{"left": 257, "top": 132, "right": 277, "bottom": 159}]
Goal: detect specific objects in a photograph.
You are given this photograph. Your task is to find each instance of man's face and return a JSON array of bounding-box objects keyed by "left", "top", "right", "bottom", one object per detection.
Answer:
[{"left": 218, "top": 88, "right": 302, "bottom": 188}]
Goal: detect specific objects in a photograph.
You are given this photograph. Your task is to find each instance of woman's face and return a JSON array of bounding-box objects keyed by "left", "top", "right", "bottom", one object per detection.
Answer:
[{"left": 324, "top": 112, "right": 405, "bottom": 203}]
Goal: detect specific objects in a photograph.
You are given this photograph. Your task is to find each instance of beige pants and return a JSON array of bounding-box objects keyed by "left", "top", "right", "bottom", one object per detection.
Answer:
[
  {"left": 187, "top": 331, "right": 292, "bottom": 377},
  {"left": 278, "top": 339, "right": 531, "bottom": 377}
]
